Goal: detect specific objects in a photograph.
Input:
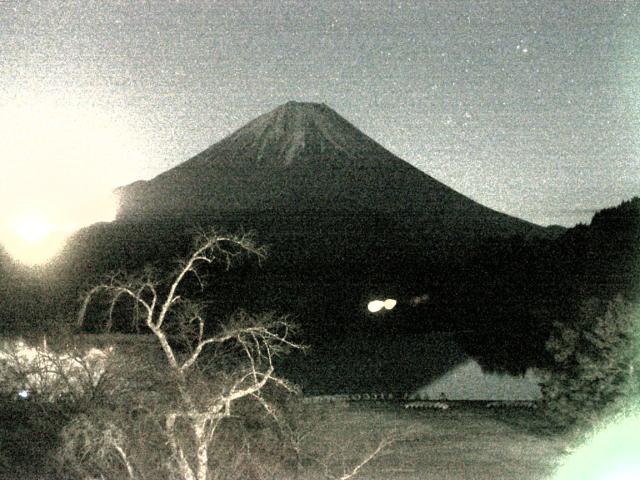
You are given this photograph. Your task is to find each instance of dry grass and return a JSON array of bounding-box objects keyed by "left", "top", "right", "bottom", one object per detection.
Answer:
[
  {"left": 0, "top": 398, "right": 573, "bottom": 480},
  {"left": 295, "top": 402, "right": 571, "bottom": 480}
]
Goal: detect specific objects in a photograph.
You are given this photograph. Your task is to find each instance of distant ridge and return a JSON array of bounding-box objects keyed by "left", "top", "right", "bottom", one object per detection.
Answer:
[{"left": 116, "top": 101, "right": 543, "bottom": 238}]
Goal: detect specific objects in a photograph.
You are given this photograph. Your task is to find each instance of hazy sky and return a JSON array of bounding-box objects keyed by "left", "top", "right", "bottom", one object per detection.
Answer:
[{"left": 1, "top": 0, "right": 639, "bottom": 228}]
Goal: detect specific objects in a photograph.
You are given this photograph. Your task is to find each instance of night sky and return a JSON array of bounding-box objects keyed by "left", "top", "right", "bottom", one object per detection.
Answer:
[{"left": 1, "top": 0, "right": 639, "bottom": 228}]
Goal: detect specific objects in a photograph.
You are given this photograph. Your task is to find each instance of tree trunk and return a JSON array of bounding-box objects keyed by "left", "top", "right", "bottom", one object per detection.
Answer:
[
  {"left": 166, "top": 414, "right": 197, "bottom": 480},
  {"left": 194, "top": 418, "right": 209, "bottom": 480}
]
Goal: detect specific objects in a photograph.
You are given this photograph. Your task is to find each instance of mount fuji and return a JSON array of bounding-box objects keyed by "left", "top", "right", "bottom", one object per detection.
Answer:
[{"left": 116, "top": 101, "right": 542, "bottom": 240}]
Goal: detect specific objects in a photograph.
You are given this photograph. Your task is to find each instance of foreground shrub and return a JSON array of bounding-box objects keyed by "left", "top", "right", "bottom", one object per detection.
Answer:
[
  {"left": 0, "top": 392, "right": 71, "bottom": 477},
  {"left": 0, "top": 332, "right": 166, "bottom": 477}
]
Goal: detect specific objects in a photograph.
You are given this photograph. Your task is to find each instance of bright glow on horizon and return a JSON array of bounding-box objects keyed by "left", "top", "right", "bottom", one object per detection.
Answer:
[
  {"left": 15, "top": 215, "right": 53, "bottom": 245},
  {"left": 384, "top": 299, "right": 397, "bottom": 310},
  {"left": 1, "top": 192, "right": 119, "bottom": 265},
  {"left": 0, "top": 92, "right": 143, "bottom": 265},
  {"left": 2, "top": 213, "right": 67, "bottom": 266}
]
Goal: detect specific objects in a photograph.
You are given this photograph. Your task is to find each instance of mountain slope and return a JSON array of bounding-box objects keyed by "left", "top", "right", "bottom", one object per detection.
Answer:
[{"left": 116, "top": 101, "right": 542, "bottom": 238}]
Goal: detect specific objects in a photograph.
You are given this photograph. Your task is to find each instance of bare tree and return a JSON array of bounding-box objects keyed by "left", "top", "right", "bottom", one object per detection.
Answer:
[{"left": 76, "top": 230, "right": 302, "bottom": 480}]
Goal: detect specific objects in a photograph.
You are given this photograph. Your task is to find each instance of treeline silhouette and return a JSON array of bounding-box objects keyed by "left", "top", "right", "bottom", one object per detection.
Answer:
[{"left": 454, "top": 197, "right": 639, "bottom": 373}]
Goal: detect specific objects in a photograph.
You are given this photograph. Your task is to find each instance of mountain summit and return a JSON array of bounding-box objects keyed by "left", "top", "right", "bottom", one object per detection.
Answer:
[{"left": 117, "top": 101, "right": 540, "bottom": 237}]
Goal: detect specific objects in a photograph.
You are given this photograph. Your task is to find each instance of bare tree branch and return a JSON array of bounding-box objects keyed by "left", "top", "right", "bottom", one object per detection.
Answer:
[
  {"left": 336, "top": 438, "right": 392, "bottom": 480},
  {"left": 73, "top": 230, "right": 299, "bottom": 480}
]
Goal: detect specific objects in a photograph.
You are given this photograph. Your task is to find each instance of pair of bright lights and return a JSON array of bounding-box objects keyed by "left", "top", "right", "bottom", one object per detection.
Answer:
[{"left": 367, "top": 298, "right": 397, "bottom": 313}]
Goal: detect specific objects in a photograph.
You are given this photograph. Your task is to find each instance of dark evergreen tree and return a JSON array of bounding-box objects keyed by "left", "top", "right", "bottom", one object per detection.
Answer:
[{"left": 541, "top": 295, "right": 640, "bottom": 428}]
